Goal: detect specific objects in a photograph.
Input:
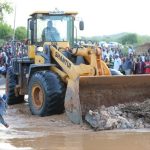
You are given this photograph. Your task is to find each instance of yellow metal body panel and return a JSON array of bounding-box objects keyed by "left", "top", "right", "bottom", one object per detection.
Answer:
[
  {"left": 50, "top": 46, "right": 96, "bottom": 80},
  {"left": 44, "top": 42, "right": 70, "bottom": 49},
  {"left": 72, "top": 47, "right": 111, "bottom": 76},
  {"left": 100, "top": 60, "right": 111, "bottom": 75},
  {"left": 28, "top": 45, "right": 35, "bottom": 59},
  {"left": 35, "top": 55, "right": 45, "bottom": 64}
]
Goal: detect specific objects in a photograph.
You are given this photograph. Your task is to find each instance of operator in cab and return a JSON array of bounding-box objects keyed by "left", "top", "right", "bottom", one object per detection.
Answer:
[{"left": 42, "top": 20, "right": 60, "bottom": 42}]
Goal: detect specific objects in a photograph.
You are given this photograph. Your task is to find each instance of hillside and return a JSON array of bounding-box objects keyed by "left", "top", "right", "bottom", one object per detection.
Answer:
[{"left": 83, "top": 33, "right": 150, "bottom": 46}]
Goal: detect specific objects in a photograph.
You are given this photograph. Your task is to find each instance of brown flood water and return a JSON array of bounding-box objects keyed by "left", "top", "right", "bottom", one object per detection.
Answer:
[{"left": 0, "top": 80, "right": 150, "bottom": 150}]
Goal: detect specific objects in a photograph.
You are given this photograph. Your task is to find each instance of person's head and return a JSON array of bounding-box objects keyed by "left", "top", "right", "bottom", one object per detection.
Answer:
[
  {"left": 105, "top": 57, "right": 109, "bottom": 62},
  {"left": 122, "top": 57, "right": 126, "bottom": 62},
  {"left": 47, "top": 20, "right": 53, "bottom": 28}
]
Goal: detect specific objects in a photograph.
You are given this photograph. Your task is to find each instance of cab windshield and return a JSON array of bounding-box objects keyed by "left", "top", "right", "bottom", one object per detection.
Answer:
[{"left": 36, "top": 15, "right": 73, "bottom": 43}]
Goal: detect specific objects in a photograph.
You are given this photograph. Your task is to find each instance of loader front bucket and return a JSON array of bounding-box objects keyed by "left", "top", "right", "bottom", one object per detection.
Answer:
[{"left": 79, "top": 75, "right": 150, "bottom": 116}]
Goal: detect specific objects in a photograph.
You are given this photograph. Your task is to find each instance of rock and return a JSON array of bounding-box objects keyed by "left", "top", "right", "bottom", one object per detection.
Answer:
[
  {"left": 105, "top": 118, "right": 118, "bottom": 129},
  {"left": 127, "top": 113, "right": 134, "bottom": 119},
  {"left": 144, "top": 123, "right": 150, "bottom": 128},
  {"left": 114, "top": 106, "right": 122, "bottom": 115},
  {"left": 122, "top": 112, "right": 127, "bottom": 118},
  {"left": 116, "top": 110, "right": 122, "bottom": 116},
  {"left": 100, "top": 105, "right": 106, "bottom": 110},
  {"left": 107, "top": 106, "right": 117, "bottom": 116},
  {"left": 128, "top": 118, "right": 135, "bottom": 128},
  {"left": 135, "top": 118, "right": 144, "bottom": 128},
  {"left": 100, "top": 110, "right": 110, "bottom": 120},
  {"left": 145, "top": 117, "right": 150, "bottom": 123},
  {"left": 85, "top": 110, "right": 100, "bottom": 129},
  {"left": 117, "top": 116, "right": 132, "bottom": 129}
]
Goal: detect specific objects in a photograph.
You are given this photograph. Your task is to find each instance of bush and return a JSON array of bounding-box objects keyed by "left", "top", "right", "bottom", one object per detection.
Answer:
[
  {"left": 15, "top": 26, "right": 27, "bottom": 40},
  {"left": 119, "top": 33, "right": 138, "bottom": 45}
]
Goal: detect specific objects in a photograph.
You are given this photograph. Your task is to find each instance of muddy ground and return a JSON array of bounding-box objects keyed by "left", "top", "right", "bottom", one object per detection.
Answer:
[
  {"left": 0, "top": 77, "right": 150, "bottom": 150},
  {"left": 1, "top": 95, "right": 150, "bottom": 150}
]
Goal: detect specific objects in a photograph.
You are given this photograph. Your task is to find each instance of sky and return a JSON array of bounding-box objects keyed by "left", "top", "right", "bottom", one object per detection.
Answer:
[{"left": 5, "top": 0, "right": 150, "bottom": 37}]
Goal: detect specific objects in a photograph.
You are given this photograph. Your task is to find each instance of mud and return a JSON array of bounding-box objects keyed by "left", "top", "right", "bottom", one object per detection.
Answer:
[
  {"left": 0, "top": 101, "right": 150, "bottom": 150},
  {"left": 0, "top": 77, "right": 150, "bottom": 150}
]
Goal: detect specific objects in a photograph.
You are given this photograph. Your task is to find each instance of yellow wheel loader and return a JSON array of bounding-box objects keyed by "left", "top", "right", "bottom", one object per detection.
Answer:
[{"left": 6, "top": 10, "right": 150, "bottom": 124}]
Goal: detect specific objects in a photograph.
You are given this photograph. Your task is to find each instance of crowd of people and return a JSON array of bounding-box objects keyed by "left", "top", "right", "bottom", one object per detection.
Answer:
[
  {"left": 1, "top": 40, "right": 150, "bottom": 76},
  {"left": 100, "top": 43, "right": 150, "bottom": 75},
  {"left": 0, "top": 41, "right": 27, "bottom": 76}
]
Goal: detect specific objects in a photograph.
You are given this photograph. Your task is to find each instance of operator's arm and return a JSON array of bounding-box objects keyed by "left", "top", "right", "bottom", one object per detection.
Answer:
[{"left": 53, "top": 27, "right": 61, "bottom": 41}]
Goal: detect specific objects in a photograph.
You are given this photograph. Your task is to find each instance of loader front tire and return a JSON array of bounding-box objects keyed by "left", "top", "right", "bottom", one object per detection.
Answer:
[
  {"left": 6, "top": 67, "right": 24, "bottom": 105},
  {"left": 28, "top": 71, "right": 66, "bottom": 116}
]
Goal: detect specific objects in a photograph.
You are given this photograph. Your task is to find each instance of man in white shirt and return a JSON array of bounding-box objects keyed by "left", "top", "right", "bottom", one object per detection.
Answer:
[{"left": 113, "top": 54, "right": 122, "bottom": 71}]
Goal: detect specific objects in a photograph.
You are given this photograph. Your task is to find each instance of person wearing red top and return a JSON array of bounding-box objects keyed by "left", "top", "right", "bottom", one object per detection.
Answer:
[
  {"left": 134, "top": 57, "right": 145, "bottom": 74},
  {"left": 144, "top": 57, "right": 150, "bottom": 74}
]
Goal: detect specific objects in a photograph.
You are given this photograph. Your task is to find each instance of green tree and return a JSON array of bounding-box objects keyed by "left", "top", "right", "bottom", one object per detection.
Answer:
[
  {"left": 119, "top": 33, "right": 138, "bottom": 45},
  {"left": 0, "top": 22, "right": 13, "bottom": 39},
  {"left": 0, "top": 0, "right": 13, "bottom": 22},
  {"left": 15, "top": 26, "right": 27, "bottom": 40}
]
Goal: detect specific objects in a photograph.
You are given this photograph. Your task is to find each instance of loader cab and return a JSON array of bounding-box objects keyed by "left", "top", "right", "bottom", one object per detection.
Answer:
[{"left": 28, "top": 10, "right": 82, "bottom": 48}]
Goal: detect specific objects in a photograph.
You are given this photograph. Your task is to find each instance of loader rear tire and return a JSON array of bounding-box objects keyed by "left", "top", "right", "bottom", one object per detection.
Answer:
[
  {"left": 6, "top": 67, "right": 24, "bottom": 105},
  {"left": 28, "top": 71, "right": 66, "bottom": 116}
]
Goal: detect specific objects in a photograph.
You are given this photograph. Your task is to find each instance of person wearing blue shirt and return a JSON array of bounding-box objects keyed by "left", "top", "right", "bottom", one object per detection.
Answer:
[{"left": 42, "top": 20, "right": 60, "bottom": 42}]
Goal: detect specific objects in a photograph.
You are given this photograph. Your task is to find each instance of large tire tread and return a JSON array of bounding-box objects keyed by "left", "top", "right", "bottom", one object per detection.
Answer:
[
  {"left": 6, "top": 67, "right": 24, "bottom": 105},
  {"left": 28, "top": 71, "right": 66, "bottom": 116}
]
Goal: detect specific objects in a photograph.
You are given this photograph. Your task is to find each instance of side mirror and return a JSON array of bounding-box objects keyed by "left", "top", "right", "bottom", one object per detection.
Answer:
[
  {"left": 79, "top": 21, "right": 84, "bottom": 30},
  {"left": 30, "top": 20, "right": 34, "bottom": 30}
]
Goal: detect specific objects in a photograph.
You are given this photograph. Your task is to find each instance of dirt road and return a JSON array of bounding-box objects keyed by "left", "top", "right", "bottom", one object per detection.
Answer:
[{"left": 0, "top": 77, "right": 150, "bottom": 150}]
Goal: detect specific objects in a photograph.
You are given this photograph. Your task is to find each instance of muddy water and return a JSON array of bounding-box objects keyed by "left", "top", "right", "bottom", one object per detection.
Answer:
[
  {"left": 1, "top": 130, "right": 150, "bottom": 150},
  {"left": 0, "top": 79, "right": 150, "bottom": 150}
]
